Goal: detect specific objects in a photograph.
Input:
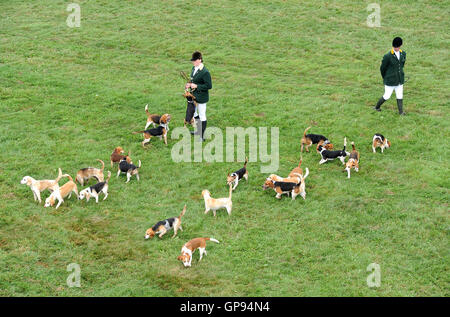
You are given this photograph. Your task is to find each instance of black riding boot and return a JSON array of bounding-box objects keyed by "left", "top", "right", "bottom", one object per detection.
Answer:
[
  {"left": 397, "top": 99, "right": 405, "bottom": 115},
  {"left": 200, "top": 120, "right": 207, "bottom": 142},
  {"left": 374, "top": 97, "right": 385, "bottom": 111}
]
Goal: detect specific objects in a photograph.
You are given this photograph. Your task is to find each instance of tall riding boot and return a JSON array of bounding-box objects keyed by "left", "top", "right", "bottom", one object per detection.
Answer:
[
  {"left": 200, "top": 120, "right": 207, "bottom": 142},
  {"left": 397, "top": 99, "right": 405, "bottom": 115},
  {"left": 373, "top": 97, "right": 385, "bottom": 111},
  {"left": 191, "top": 116, "right": 200, "bottom": 135}
]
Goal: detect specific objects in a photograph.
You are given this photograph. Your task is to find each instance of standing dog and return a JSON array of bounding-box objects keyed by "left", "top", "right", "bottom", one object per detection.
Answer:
[
  {"left": 202, "top": 185, "right": 233, "bottom": 216},
  {"left": 183, "top": 91, "right": 197, "bottom": 128},
  {"left": 117, "top": 157, "right": 141, "bottom": 183},
  {"left": 372, "top": 134, "right": 391, "bottom": 153},
  {"left": 110, "top": 147, "right": 129, "bottom": 167},
  {"left": 144, "top": 205, "right": 186, "bottom": 239},
  {"left": 44, "top": 174, "right": 78, "bottom": 209},
  {"left": 262, "top": 171, "right": 308, "bottom": 200},
  {"left": 226, "top": 157, "right": 248, "bottom": 190},
  {"left": 78, "top": 171, "right": 111, "bottom": 203},
  {"left": 344, "top": 142, "right": 360, "bottom": 179},
  {"left": 301, "top": 126, "right": 333, "bottom": 152},
  {"left": 76, "top": 159, "right": 105, "bottom": 186},
  {"left": 21, "top": 168, "right": 63, "bottom": 204},
  {"left": 318, "top": 137, "right": 349, "bottom": 165},
  {"left": 177, "top": 237, "right": 220, "bottom": 267},
  {"left": 144, "top": 104, "right": 162, "bottom": 130},
  {"left": 133, "top": 114, "right": 171, "bottom": 147}
]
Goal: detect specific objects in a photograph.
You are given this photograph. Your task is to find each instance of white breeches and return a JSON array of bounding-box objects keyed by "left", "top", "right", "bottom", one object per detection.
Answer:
[
  {"left": 194, "top": 103, "right": 207, "bottom": 121},
  {"left": 383, "top": 84, "right": 403, "bottom": 100}
]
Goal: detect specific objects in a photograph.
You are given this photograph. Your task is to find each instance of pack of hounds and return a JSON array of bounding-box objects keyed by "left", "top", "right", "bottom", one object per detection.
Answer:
[{"left": 20, "top": 100, "right": 392, "bottom": 267}]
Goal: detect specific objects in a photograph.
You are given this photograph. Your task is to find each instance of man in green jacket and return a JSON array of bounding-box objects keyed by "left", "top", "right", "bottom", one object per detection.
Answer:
[
  {"left": 185, "top": 51, "right": 212, "bottom": 141},
  {"left": 374, "top": 37, "right": 406, "bottom": 115}
]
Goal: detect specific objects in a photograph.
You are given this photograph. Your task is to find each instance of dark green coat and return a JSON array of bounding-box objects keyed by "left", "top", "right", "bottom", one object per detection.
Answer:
[
  {"left": 380, "top": 49, "right": 406, "bottom": 86},
  {"left": 190, "top": 65, "right": 212, "bottom": 103}
]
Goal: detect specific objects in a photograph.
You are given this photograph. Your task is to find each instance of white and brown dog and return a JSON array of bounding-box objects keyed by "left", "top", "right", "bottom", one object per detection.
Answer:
[
  {"left": 177, "top": 237, "right": 220, "bottom": 267},
  {"left": 133, "top": 114, "right": 171, "bottom": 147},
  {"left": 145, "top": 205, "right": 186, "bottom": 239},
  {"left": 21, "top": 168, "right": 63, "bottom": 204},
  {"left": 202, "top": 185, "right": 233, "bottom": 216},
  {"left": 144, "top": 104, "right": 162, "bottom": 130},
  {"left": 117, "top": 156, "right": 141, "bottom": 183},
  {"left": 78, "top": 171, "right": 111, "bottom": 203},
  {"left": 76, "top": 159, "right": 105, "bottom": 186},
  {"left": 226, "top": 157, "right": 248, "bottom": 191},
  {"left": 318, "top": 137, "right": 349, "bottom": 165},
  {"left": 344, "top": 142, "right": 360, "bottom": 179},
  {"left": 372, "top": 134, "right": 391, "bottom": 153},
  {"left": 44, "top": 174, "right": 78, "bottom": 209}
]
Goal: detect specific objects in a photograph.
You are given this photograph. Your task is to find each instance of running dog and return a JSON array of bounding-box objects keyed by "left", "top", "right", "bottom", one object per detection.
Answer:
[
  {"left": 144, "top": 104, "right": 162, "bottom": 130},
  {"left": 372, "top": 134, "right": 391, "bottom": 153},
  {"left": 177, "top": 237, "right": 220, "bottom": 267},
  {"left": 226, "top": 157, "right": 248, "bottom": 190},
  {"left": 301, "top": 126, "right": 333, "bottom": 152},
  {"left": 110, "top": 147, "right": 129, "bottom": 167},
  {"left": 183, "top": 91, "right": 196, "bottom": 128},
  {"left": 117, "top": 157, "right": 141, "bottom": 183},
  {"left": 202, "top": 185, "right": 233, "bottom": 216},
  {"left": 44, "top": 174, "right": 78, "bottom": 209},
  {"left": 20, "top": 168, "right": 63, "bottom": 204},
  {"left": 144, "top": 205, "right": 186, "bottom": 239},
  {"left": 318, "top": 137, "right": 349, "bottom": 165},
  {"left": 133, "top": 114, "right": 171, "bottom": 147},
  {"left": 78, "top": 171, "right": 111, "bottom": 203},
  {"left": 344, "top": 142, "right": 360, "bottom": 179},
  {"left": 75, "top": 159, "right": 105, "bottom": 186}
]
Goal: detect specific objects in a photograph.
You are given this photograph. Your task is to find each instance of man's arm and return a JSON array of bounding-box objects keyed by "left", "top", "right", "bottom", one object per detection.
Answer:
[
  {"left": 380, "top": 54, "right": 389, "bottom": 78},
  {"left": 196, "top": 71, "right": 212, "bottom": 91}
]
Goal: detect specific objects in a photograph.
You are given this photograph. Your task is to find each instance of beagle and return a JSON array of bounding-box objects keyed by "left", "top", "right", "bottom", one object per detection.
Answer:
[
  {"left": 344, "top": 142, "right": 360, "bottom": 178},
  {"left": 117, "top": 157, "right": 141, "bottom": 183},
  {"left": 202, "top": 185, "right": 233, "bottom": 217},
  {"left": 301, "top": 126, "right": 333, "bottom": 152},
  {"left": 145, "top": 205, "right": 186, "bottom": 239},
  {"left": 144, "top": 104, "right": 162, "bottom": 130},
  {"left": 110, "top": 147, "right": 129, "bottom": 167},
  {"left": 21, "top": 168, "right": 63, "bottom": 204},
  {"left": 133, "top": 114, "right": 171, "bottom": 147},
  {"left": 226, "top": 157, "right": 248, "bottom": 190},
  {"left": 78, "top": 171, "right": 111, "bottom": 203},
  {"left": 372, "top": 134, "right": 391, "bottom": 153},
  {"left": 183, "top": 91, "right": 197, "bottom": 128},
  {"left": 318, "top": 137, "right": 349, "bottom": 165},
  {"left": 263, "top": 170, "right": 309, "bottom": 200},
  {"left": 178, "top": 237, "right": 220, "bottom": 267},
  {"left": 44, "top": 174, "right": 78, "bottom": 209},
  {"left": 75, "top": 159, "right": 105, "bottom": 186}
]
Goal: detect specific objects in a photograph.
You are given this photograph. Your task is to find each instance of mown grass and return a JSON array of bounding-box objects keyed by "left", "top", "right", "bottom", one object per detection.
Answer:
[{"left": 0, "top": 0, "right": 448, "bottom": 296}]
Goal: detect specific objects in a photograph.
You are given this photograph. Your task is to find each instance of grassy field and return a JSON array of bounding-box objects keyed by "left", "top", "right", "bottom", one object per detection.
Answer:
[{"left": 0, "top": 0, "right": 448, "bottom": 296}]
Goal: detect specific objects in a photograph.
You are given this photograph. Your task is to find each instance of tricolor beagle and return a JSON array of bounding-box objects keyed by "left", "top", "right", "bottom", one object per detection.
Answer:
[
  {"left": 144, "top": 104, "right": 162, "bottom": 130},
  {"left": 20, "top": 168, "right": 63, "bottom": 204},
  {"left": 133, "top": 114, "right": 171, "bottom": 147},
  {"left": 177, "top": 237, "right": 220, "bottom": 267},
  {"left": 301, "top": 126, "right": 333, "bottom": 152},
  {"left": 344, "top": 142, "right": 360, "bottom": 179},
  {"left": 183, "top": 91, "right": 197, "bottom": 128},
  {"left": 78, "top": 171, "right": 111, "bottom": 203},
  {"left": 372, "top": 134, "right": 391, "bottom": 153},
  {"left": 145, "top": 205, "right": 186, "bottom": 239},
  {"left": 318, "top": 137, "right": 349, "bottom": 165},
  {"left": 117, "top": 157, "right": 141, "bottom": 183},
  {"left": 226, "top": 157, "right": 248, "bottom": 191},
  {"left": 75, "top": 159, "right": 105, "bottom": 186},
  {"left": 202, "top": 185, "right": 233, "bottom": 217},
  {"left": 44, "top": 174, "right": 78, "bottom": 209},
  {"left": 110, "top": 147, "right": 129, "bottom": 167}
]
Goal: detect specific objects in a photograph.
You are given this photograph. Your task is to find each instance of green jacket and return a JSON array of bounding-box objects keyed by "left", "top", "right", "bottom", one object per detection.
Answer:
[
  {"left": 380, "top": 49, "right": 406, "bottom": 86},
  {"left": 190, "top": 64, "right": 212, "bottom": 103}
]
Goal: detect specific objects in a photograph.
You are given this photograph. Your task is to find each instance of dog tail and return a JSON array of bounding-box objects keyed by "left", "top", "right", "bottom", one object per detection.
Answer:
[
  {"left": 62, "top": 174, "right": 73, "bottom": 182},
  {"left": 145, "top": 104, "right": 150, "bottom": 116},
  {"left": 229, "top": 184, "right": 233, "bottom": 199},
  {"left": 303, "top": 167, "right": 309, "bottom": 180},
  {"left": 178, "top": 204, "right": 187, "bottom": 219},
  {"left": 206, "top": 238, "right": 220, "bottom": 244},
  {"left": 343, "top": 137, "right": 347, "bottom": 151},
  {"left": 105, "top": 171, "right": 111, "bottom": 183},
  {"left": 351, "top": 141, "right": 355, "bottom": 151},
  {"left": 243, "top": 157, "right": 248, "bottom": 168},
  {"left": 97, "top": 159, "right": 105, "bottom": 171},
  {"left": 298, "top": 154, "right": 303, "bottom": 167},
  {"left": 303, "top": 126, "right": 311, "bottom": 138},
  {"left": 55, "top": 168, "right": 63, "bottom": 182},
  {"left": 137, "top": 160, "right": 141, "bottom": 168},
  {"left": 132, "top": 130, "right": 147, "bottom": 134}
]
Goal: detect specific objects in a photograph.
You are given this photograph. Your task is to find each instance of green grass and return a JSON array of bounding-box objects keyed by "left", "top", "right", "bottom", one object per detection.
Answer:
[{"left": 0, "top": 0, "right": 448, "bottom": 296}]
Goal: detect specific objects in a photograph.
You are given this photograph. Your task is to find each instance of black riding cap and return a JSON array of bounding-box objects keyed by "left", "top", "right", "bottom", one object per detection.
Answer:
[
  {"left": 190, "top": 51, "right": 202, "bottom": 61},
  {"left": 392, "top": 37, "right": 403, "bottom": 48}
]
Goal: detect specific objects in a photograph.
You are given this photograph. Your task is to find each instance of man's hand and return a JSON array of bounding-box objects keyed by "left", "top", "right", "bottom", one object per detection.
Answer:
[
  {"left": 185, "top": 83, "right": 191, "bottom": 89},
  {"left": 190, "top": 83, "right": 198, "bottom": 89}
]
